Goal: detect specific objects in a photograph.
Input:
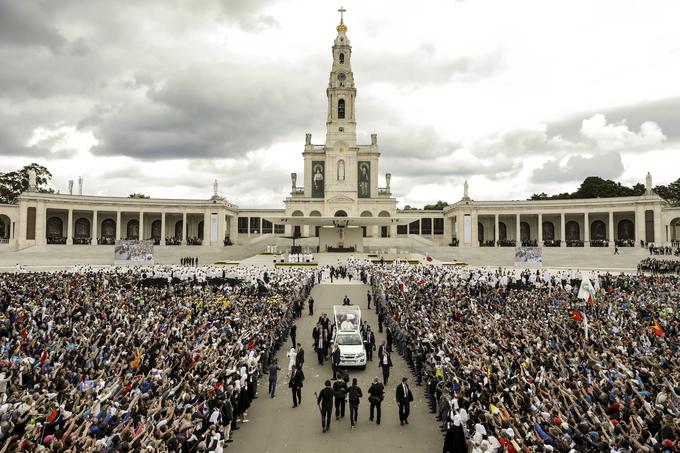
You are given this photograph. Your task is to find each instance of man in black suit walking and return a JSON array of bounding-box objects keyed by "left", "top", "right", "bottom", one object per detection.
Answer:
[
  {"left": 395, "top": 377, "right": 414, "bottom": 425},
  {"left": 290, "top": 324, "right": 297, "bottom": 348},
  {"left": 289, "top": 365, "right": 304, "bottom": 408},
  {"left": 295, "top": 343, "right": 304, "bottom": 370},
  {"left": 317, "top": 380, "right": 335, "bottom": 432},
  {"left": 331, "top": 344, "right": 341, "bottom": 379},
  {"left": 368, "top": 377, "right": 384, "bottom": 425},
  {"left": 316, "top": 334, "right": 326, "bottom": 365},
  {"left": 380, "top": 349, "right": 393, "bottom": 385},
  {"left": 364, "top": 328, "right": 375, "bottom": 361}
]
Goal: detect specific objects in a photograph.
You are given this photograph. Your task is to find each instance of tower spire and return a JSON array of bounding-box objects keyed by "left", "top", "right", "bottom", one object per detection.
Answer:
[{"left": 337, "top": 6, "right": 347, "bottom": 32}]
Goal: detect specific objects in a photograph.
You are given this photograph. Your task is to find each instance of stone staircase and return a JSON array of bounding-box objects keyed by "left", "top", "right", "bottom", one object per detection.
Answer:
[{"left": 420, "top": 245, "right": 650, "bottom": 271}]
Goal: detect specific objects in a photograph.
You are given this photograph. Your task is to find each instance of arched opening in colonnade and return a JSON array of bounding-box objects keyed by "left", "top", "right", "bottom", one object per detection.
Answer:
[
  {"left": 292, "top": 210, "right": 304, "bottom": 238},
  {"left": 0, "top": 214, "right": 11, "bottom": 241},
  {"left": 310, "top": 210, "right": 321, "bottom": 237},
  {"left": 360, "top": 211, "right": 372, "bottom": 237},
  {"left": 669, "top": 217, "right": 680, "bottom": 242},
  {"left": 378, "top": 211, "right": 390, "bottom": 237}
]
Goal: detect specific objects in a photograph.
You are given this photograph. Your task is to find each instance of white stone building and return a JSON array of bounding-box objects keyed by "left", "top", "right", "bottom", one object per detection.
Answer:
[{"left": 1, "top": 13, "right": 679, "bottom": 253}]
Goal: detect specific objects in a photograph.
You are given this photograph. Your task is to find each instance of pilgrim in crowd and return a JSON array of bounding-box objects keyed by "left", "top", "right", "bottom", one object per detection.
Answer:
[
  {"left": 0, "top": 264, "right": 314, "bottom": 451},
  {"left": 363, "top": 263, "right": 678, "bottom": 452}
]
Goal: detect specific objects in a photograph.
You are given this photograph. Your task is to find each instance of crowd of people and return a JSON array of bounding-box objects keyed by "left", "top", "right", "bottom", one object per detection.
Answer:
[
  {"left": 1, "top": 257, "right": 678, "bottom": 452},
  {"left": 0, "top": 264, "right": 314, "bottom": 451},
  {"left": 179, "top": 257, "right": 199, "bottom": 267},
  {"left": 639, "top": 258, "right": 680, "bottom": 275},
  {"left": 648, "top": 245, "right": 680, "bottom": 256},
  {"left": 368, "top": 264, "right": 678, "bottom": 452}
]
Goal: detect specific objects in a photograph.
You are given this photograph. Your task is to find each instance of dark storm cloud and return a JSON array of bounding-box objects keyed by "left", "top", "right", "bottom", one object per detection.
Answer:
[
  {"left": 88, "top": 66, "right": 322, "bottom": 159},
  {"left": 0, "top": 1, "right": 66, "bottom": 51},
  {"left": 0, "top": 0, "right": 300, "bottom": 162},
  {"left": 531, "top": 152, "right": 624, "bottom": 184}
]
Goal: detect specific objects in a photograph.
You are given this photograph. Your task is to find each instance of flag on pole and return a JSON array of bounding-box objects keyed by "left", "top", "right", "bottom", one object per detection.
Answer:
[{"left": 577, "top": 278, "right": 597, "bottom": 304}]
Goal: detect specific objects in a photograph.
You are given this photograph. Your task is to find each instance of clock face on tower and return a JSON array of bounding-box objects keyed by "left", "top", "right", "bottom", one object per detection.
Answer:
[{"left": 337, "top": 72, "right": 346, "bottom": 81}]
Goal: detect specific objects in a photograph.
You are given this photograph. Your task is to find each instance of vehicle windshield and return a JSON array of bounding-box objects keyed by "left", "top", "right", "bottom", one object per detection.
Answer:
[{"left": 336, "top": 334, "right": 362, "bottom": 345}]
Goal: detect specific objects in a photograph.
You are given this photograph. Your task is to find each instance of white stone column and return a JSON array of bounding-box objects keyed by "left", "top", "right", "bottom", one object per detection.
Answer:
[
  {"left": 36, "top": 203, "right": 47, "bottom": 245},
  {"left": 182, "top": 212, "right": 187, "bottom": 245},
  {"left": 230, "top": 215, "right": 239, "bottom": 243},
  {"left": 160, "top": 212, "right": 166, "bottom": 245},
  {"left": 218, "top": 213, "right": 226, "bottom": 245},
  {"left": 494, "top": 214, "right": 499, "bottom": 246},
  {"left": 560, "top": 213, "right": 565, "bottom": 247},
  {"left": 92, "top": 210, "right": 98, "bottom": 245},
  {"left": 654, "top": 207, "right": 662, "bottom": 245},
  {"left": 139, "top": 211, "right": 144, "bottom": 240},
  {"left": 634, "top": 207, "right": 644, "bottom": 246},
  {"left": 608, "top": 211, "right": 614, "bottom": 246},
  {"left": 456, "top": 215, "right": 464, "bottom": 245},
  {"left": 584, "top": 212, "right": 589, "bottom": 245},
  {"left": 515, "top": 214, "right": 521, "bottom": 244},
  {"left": 66, "top": 209, "right": 73, "bottom": 245},
  {"left": 203, "top": 211, "right": 210, "bottom": 246},
  {"left": 537, "top": 213, "right": 543, "bottom": 244},
  {"left": 471, "top": 211, "right": 479, "bottom": 247},
  {"left": 115, "top": 211, "right": 121, "bottom": 240},
  {"left": 443, "top": 216, "right": 452, "bottom": 240}
]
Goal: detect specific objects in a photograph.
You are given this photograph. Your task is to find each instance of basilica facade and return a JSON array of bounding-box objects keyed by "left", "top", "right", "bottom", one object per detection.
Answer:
[{"left": 1, "top": 14, "right": 679, "bottom": 252}]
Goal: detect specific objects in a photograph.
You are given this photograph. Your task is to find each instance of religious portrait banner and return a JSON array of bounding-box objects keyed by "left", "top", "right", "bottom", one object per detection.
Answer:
[
  {"left": 114, "top": 240, "right": 154, "bottom": 265},
  {"left": 358, "top": 161, "right": 370, "bottom": 198},
  {"left": 514, "top": 246, "right": 543, "bottom": 266},
  {"left": 312, "top": 161, "right": 325, "bottom": 198}
]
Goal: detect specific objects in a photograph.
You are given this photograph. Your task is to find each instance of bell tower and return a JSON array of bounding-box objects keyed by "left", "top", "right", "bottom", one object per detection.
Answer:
[{"left": 326, "top": 6, "right": 357, "bottom": 147}]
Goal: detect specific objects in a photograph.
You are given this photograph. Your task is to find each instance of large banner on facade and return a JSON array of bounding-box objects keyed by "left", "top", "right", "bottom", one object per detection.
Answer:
[
  {"left": 312, "top": 161, "right": 325, "bottom": 198},
  {"left": 114, "top": 240, "right": 154, "bottom": 265},
  {"left": 514, "top": 246, "right": 543, "bottom": 266},
  {"left": 358, "top": 161, "right": 370, "bottom": 198}
]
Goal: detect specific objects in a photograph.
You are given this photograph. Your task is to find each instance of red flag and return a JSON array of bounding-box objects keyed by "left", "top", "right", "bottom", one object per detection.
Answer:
[
  {"left": 570, "top": 310, "right": 583, "bottom": 322},
  {"left": 40, "top": 350, "right": 48, "bottom": 367},
  {"left": 651, "top": 320, "right": 665, "bottom": 337},
  {"left": 46, "top": 408, "right": 58, "bottom": 423}
]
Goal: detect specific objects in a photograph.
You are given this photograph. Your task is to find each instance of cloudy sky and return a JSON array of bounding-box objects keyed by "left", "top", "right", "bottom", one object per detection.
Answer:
[{"left": 1, "top": 0, "right": 679, "bottom": 208}]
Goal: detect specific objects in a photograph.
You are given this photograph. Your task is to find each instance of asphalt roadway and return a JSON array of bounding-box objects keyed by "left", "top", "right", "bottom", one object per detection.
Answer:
[{"left": 232, "top": 278, "right": 442, "bottom": 453}]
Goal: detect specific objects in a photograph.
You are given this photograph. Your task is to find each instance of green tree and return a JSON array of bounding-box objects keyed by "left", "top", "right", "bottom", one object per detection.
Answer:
[
  {"left": 423, "top": 200, "right": 448, "bottom": 210},
  {"left": 402, "top": 204, "right": 420, "bottom": 211},
  {"left": 529, "top": 176, "right": 655, "bottom": 201},
  {"left": 128, "top": 193, "right": 150, "bottom": 199},
  {"left": 654, "top": 177, "right": 680, "bottom": 206},
  {"left": 0, "top": 163, "right": 54, "bottom": 204}
]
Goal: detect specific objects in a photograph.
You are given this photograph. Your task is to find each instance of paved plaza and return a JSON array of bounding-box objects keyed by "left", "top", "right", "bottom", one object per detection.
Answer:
[{"left": 232, "top": 279, "right": 442, "bottom": 453}]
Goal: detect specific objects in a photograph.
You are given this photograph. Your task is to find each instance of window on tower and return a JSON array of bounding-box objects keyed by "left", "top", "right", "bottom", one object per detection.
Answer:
[
  {"left": 338, "top": 99, "right": 345, "bottom": 119},
  {"left": 339, "top": 53, "right": 344, "bottom": 64}
]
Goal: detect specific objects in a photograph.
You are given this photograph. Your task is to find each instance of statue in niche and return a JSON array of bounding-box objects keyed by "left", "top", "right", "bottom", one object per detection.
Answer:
[{"left": 337, "top": 160, "right": 345, "bottom": 181}]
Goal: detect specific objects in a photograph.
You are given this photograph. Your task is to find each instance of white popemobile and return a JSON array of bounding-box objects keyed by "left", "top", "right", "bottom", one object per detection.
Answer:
[{"left": 332, "top": 305, "right": 367, "bottom": 368}]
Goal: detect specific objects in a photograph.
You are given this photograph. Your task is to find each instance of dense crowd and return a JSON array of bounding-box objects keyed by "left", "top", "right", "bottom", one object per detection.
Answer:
[
  {"left": 639, "top": 259, "right": 680, "bottom": 275},
  {"left": 369, "top": 265, "right": 678, "bottom": 452},
  {"left": 0, "top": 265, "right": 314, "bottom": 451}
]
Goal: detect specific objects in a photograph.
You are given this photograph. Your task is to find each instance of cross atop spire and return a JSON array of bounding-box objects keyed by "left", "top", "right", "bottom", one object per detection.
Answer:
[{"left": 336, "top": 6, "right": 347, "bottom": 32}]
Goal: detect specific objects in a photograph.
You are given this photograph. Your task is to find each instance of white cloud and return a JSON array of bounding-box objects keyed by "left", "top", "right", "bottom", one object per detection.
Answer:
[
  {"left": 1, "top": 0, "right": 680, "bottom": 207},
  {"left": 580, "top": 114, "right": 666, "bottom": 150}
]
